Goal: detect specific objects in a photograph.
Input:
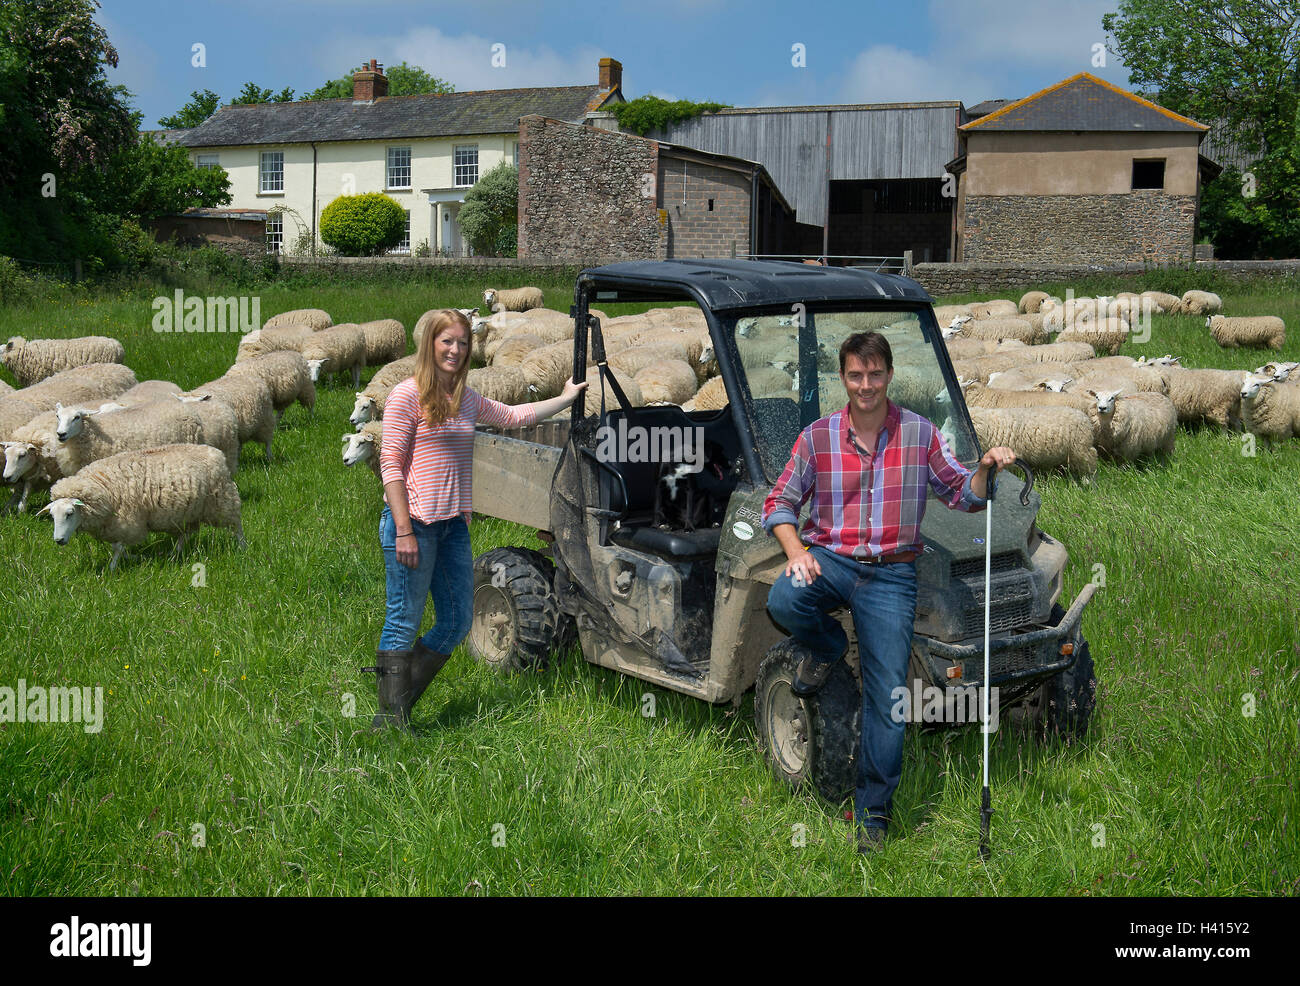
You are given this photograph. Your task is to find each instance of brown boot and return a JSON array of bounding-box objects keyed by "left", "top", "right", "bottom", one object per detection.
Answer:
[
  {"left": 401, "top": 640, "right": 451, "bottom": 721},
  {"left": 363, "top": 649, "right": 414, "bottom": 731}
]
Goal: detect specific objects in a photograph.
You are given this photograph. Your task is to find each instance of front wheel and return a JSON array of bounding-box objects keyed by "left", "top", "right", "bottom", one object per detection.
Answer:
[
  {"left": 1009, "top": 603, "right": 1098, "bottom": 742},
  {"left": 754, "top": 638, "right": 859, "bottom": 804},
  {"left": 467, "top": 547, "right": 571, "bottom": 673}
]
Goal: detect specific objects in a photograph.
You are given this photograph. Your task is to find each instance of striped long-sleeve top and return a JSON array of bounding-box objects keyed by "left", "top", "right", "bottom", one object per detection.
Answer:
[{"left": 379, "top": 377, "right": 538, "bottom": 527}]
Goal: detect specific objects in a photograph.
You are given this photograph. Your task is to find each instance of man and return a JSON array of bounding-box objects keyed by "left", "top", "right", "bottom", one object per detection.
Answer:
[{"left": 762, "top": 330, "right": 1016, "bottom": 853}]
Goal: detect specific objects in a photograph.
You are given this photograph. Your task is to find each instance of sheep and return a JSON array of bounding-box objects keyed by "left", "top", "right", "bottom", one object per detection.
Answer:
[
  {"left": 951, "top": 353, "right": 1035, "bottom": 385},
  {"left": 932, "top": 304, "right": 974, "bottom": 325},
  {"left": 0, "top": 397, "right": 42, "bottom": 443},
  {"left": 1160, "top": 367, "right": 1248, "bottom": 429},
  {"left": 4, "top": 363, "right": 137, "bottom": 416},
  {"left": 588, "top": 367, "right": 643, "bottom": 410},
  {"left": 609, "top": 340, "right": 691, "bottom": 378},
  {"left": 634, "top": 359, "right": 698, "bottom": 406},
  {"left": 1056, "top": 317, "right": 1129, "bottom": 356},
  {"left": 1239, "top": 374, "right": 1300, "bottom": 445},
  {"left": 115, "top": 380, "right": 183, "bottom": 405},
  {"left": 519, "top": 340, "right": 581, "bottom": 400},
  {"left": 491, "top": 334, "right": 546, "bottom": 370},
  {"left": 959, "top": 379, "right": 1104, "bottom": 428},
  {"left": 0, "top": 336, "right": 126, "bottom": 388},
  {"left": 40, "top": 444, "right": 244, "bottom": 571},
  {"left": 1254, "top": 360, "right": 1299, "bottom": 385},
  {"left": 186, "top": 374, "right": 276, "bottom": 460},
  {"left": 1011, "top": 341, "right": 1096, "bottom": 363},
  {"left": 1088, "top": 391, "right": 1178, "bottom": 460},
  {"left": 746, "top": 366, "right": 796, "bottom": 399},
  {"left": 953, "top": 317, "right": 1047, "bottom": 345},
  {"left": 369, "top": 355, "right": 418, "bottom": 391},
  {"left": 1207, "top": 314, "right": 1285, "bottom": 350},
  {"left": 358, "top": 319, "right": 407, "bottom": 365},
  {"left": 172, "top": 395, "right": 240, "bottom": 475},
  {"left": 968, "top": 300, "right": 1019, "bottom": 319},
  {"left": 468, "top": 365, "right": 532, "bottom": 405},
  {"left": 1019, "top": 291, "right": 1052, "bottom": 314},
  {"left": 483, "top": 319, "right": 573, "bottom": 362},
  {"left": 263, "top": 309, "right": 332, "bottom": 331},
  {"left": 483, "top": 286, "right": 545, "bottom": 314},
  {"left": 348, "top": 355, "right": 418, "bottom": 426},
  {"left": 691, "top": 375, "right": 730, "bottom": 411},
  {"left": 301, "top": 324, "right": 366, "bottom": 388},
  {"left": 986, "top": 365, "right": 1079, "bottom": 391},
  {"left": 1175, "top": 290, "right": 1223, "bottom": 317},
  {"left": 224, "top": 351, "right": 316, "bottom": 422},
  {"left": 342, "top": 421, "right": 384, "bottom": 479},
  {"left": 1068, "top": 360, "right": 1173, "bottom": 396},
  {"left": 236, "top": 325, "right": 314, "bottom": 363},
  {"left": 967, "top": 405, "right": 1098, "bottom": 478}
]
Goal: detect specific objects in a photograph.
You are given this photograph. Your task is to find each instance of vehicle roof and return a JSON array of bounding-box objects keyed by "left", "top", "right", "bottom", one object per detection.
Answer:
[{"left": 578, "top": 259, "right": 933, "bottom": 311}]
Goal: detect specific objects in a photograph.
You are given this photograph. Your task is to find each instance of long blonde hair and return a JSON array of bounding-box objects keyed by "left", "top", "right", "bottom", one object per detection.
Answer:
[{"left": 415, "top": 309, "right": 472, "bottom": 428}]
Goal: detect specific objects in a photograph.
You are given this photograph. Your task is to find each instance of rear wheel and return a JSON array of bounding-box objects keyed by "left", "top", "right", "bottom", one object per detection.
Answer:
[
  {"left": 754, "top": 638, "right": 859, "bottom": 804},
  {"left": 468, "top": 547, "right": 572, "bottom": 673}
]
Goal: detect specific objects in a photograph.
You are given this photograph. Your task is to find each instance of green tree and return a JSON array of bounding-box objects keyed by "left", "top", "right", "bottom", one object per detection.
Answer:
[
  {"left": 319, "top": 192, "right": 406, "bottom": 255},
  {"left": 1103, "top": 0, "right": 1300, "bottom": 257},
  {"left": 305, "top": 61, "right": 454, "bottom": 100},
  {"left": 158, "top": 88, "right": 221, "bottom": 128},
  {"left": 231, "top": 82, "right": 295, "bottom": 105},
  {"left": 457, "top": 162, "right": 518, "bottom": 257},
  {"left": 608, "top": 95, "right": 730, "bottom": 136}
]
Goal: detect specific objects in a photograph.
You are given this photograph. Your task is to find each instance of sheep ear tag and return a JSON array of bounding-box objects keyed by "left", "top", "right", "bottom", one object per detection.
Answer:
[{"left": 73, "top": 499, "right": 86, "bottom": 507}]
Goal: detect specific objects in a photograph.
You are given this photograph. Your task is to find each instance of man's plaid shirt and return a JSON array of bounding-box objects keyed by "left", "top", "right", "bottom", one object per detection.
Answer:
[{"left": 761, "top": 398, "right": 987, "bottom": 559}]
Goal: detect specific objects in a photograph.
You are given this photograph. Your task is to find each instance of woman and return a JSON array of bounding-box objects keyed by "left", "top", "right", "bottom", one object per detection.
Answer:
[{"left": 367, "top": 308, "right": 586, "bottom": 730}]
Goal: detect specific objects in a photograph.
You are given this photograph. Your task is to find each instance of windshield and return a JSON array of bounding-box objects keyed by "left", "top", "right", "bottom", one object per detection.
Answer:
[{"left": 728, "top": 307, "right": 981, "bottom": 482}]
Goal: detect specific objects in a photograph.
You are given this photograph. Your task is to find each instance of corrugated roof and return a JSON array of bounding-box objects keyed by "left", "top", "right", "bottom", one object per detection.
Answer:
[
  {"left": 177, "top": 85, "right": 616, "bottom": 147},
  {"left": 961, "top": 73, "right": 1207, "bottom": 133}
]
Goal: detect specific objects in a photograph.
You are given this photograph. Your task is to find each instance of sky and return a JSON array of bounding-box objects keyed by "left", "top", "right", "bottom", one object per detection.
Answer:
[{"left": 100, "top": 0, "right": 1137, "bottom": 127}]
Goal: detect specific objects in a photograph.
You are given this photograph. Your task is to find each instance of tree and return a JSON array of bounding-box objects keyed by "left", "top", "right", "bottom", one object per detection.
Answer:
[
  {"left": 1103, "top": 0, "right": 1300, "bottom": 257},
  {"left": 230, "top": 82, "right": 295, "bottom": 105},
  {"left": 158, "top": 89, "right": 221, "bottom": 128},
  {"left": 305, "top": 61, "right": 454, "bottom": 100},
  {"left": 319, "top": 192, "right": 406, "bottom": 255},
  {"left": 457, "top": 162, "right": 517, "bottom": 257}
]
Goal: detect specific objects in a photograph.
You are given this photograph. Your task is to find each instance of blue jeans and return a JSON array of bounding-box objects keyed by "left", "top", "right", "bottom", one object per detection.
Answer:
[
  {"left": 766, "top": 544, "right": 918, "bottom": 833},
  {"left": 378, "top": 505, "right": 473, "bottom": 653}
]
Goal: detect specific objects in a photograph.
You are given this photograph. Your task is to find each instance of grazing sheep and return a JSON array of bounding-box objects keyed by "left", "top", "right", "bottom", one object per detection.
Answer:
[
  {"left": 1176, "top": 290, "right": 1223, "bottom": 317},
  {"left": 186, "top": 374, "right": 276, "bottom": 460},
  {"left": 115, "top": 380, "right": 183, "bottom": 405},
  {"left": 348, "top": 355, "right": 418, "bottom": 426},
  {"left": 263, "top": 309, "right": 332, "bottom": 331},
  {"left": 236, "top": 325, "right": 314, "bottom": 362},
  {"left": 1239, "top": 374, "right": 1300, "bottom": 445},
  {"left": 959, "top": 379, "right": 1104, "bottom": 434},
  {"left": 301, "top": 324, "right": 366, "bottom": 388},
  {"left": 172, "top": 395, "right": 240, "bottom": 476},
  {"left": 1068, "top": 360, "right": 1173, "bottom": 396},
  {"left": 0, "top": 336, "right": 126, "bottom": 388},
  {"left": 491, "top": 334, "right": 546, "bottom": 369},
  {"left": 634, "top": 359, "right": 698, "bottom": 406},
  {"left": 224, "top": 351, "right": 316, "bottom": 422},
  {"left": 342, "top": 420, "right": 384, "bottom": 479},
  {"left": 5, "top": 363, "right": 138, "bottom": 416},
  {"left": 369, "top": 355, "right": 418, "bottom": 391},
  {"left": 967, "top": 405, "right": 1098, "bottom": 478},
  {"left": 1010, "top": 341, "right": 1096, "bottom": 363},
  {"left": 968, "top": 300, "right": 1019, "bottom": 319},
  {"left": 1019, "top": 291, "right": 1052, "bottom": 314},
  {"left": 1254, "top": 360, "right": 1299, "bottom": 385},
  {"left": 483, "top": 286, "right": 544, "bottom": 313},
  {"left": 1057, "top": 317, "right": 1129, "bottom": 356},
  {"left": 957, "top": 316, "right": 1048, "bottom": 345},
  {"left": 951, "top": 353, "right": 1034, "bottom": 385},
  {"left": 1207, "top": 314, "right": 1285, "bottom": 350},
  {"left": 1092, "top": 391, "right": 1178, "bottom": 460},
  {"left": 468, "top": 365, "right": 532, "bottom": 405},
  {"left": 944, "top": 336, "right": 1012, "bottom": 360},
  {"left": 1161, "top": 367, "right": 1248, "bottom": 428},
  {"left": 358, "top": 319, "right": 407, "bottom": 365},
  {"left": 986, "top": 365, "right": 1079, "bottom": 391},
  {"left": 1138, "top": 291, "right": 1181, "bottom": 314},
  {"left": 40, "top": 444, "right": 244, "bottom": 571}
]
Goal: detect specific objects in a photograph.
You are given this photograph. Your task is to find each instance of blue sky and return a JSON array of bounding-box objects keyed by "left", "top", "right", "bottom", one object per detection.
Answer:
[{"left": 102, "top": 0, "right": 1136, "bottom": 127}]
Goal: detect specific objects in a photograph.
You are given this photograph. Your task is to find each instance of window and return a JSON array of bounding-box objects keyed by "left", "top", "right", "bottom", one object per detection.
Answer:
[
  {"left": 260, "top": 151, "right": 284, "bottom": 193},
  {"left": 512, "top": 141, "right": 519, "bottom": 167},
  {"left": 1132, "top": 159, "right": 1166, "bottom": 190},
  {"left": 197, "top": 154, "right": 220, "bottom": 170},
  {"left": 266, "top": 214, "right": 283, "bottom": 254},
  {"left": 454, "top": 144, "right": 479, "bottom": 186},
  {"left": 387, "top": 146, "right": 411, "bottom": 189},
  {"left": 389, "top": 210, "right": 411, "bottom": 255}
]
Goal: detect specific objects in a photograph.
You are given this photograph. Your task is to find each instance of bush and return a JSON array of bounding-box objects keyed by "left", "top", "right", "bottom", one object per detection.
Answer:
[
  {"left": 458, "top": 163, "right": 518, "bottom": 257},
  {"left": 319, "top": 193, "right": 407, "bottom": 256}
]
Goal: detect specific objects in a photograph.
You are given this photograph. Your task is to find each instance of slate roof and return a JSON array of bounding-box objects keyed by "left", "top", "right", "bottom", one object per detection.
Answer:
[
  {"left": 961, "top": 73, "right": 1207, "bottom": 133},
  {"left": 965, "top": 99, "right": 1010, "bottom": 119},
  {"left": 177, "top": 85, "right": 616, "bottom": 148}
]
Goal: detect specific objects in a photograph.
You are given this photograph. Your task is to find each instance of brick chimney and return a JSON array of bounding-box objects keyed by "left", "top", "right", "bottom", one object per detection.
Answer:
[
  {"left": 353, "top": 58, "right": 388, "bottom": 103},
  {"left": 599, "top": 57, "right": 622, "bottom": 92}
]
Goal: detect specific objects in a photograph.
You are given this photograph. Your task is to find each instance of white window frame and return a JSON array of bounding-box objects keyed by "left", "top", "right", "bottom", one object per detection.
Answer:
[
  {"left": 388, "top": 210, "right": 411, "bottom": 255},
  {"left": 196, "top": 153, "right": 220, "bottom": 170},
  {"left": 387, "top": 146, "right": 412, "bottom": 190},
  {"left": 266, "top": 214, "right": 283, "bottom": 254},
  {"left": 260, "top": 151, "right": 284, "bottom": 193},
  {"left": 454, "top": 144, "right": 479, "bottom": 187},
  {"left": 512, "top": 141, "right": 519, "bottom": 167}
]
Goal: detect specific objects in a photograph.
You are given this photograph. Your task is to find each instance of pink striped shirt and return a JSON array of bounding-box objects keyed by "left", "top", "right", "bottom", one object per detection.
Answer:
[{"left": 379, "top": 377, "right": 538, "bottom": 526}]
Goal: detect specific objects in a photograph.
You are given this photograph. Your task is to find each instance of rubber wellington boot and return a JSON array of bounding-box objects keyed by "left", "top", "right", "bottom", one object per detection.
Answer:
[
  {"left": 363, "top": 649, "right": 414, "bottom": 731},
  {"left": 400, "top": 640, "right": 452, "bottom": 721}
]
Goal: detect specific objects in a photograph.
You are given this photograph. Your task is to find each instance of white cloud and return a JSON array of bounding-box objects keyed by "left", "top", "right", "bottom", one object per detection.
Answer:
[{"left": 838, "top": 44, "right": 992, "bottom": 104}]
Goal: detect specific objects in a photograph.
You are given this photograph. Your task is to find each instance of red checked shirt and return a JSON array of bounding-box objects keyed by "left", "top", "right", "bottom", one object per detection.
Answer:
[{"left": 761, "top": 398, "right": 987, "bottom": 560}]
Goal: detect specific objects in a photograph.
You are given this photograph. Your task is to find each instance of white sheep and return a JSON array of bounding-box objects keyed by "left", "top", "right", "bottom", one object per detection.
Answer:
[
  {"left": 1018, "top": 291, "right": 1052, "bottom": 314},
  {"left": 236, "top": 325, "right": 314, "bottom": 363},
  {"left": 1056, "top": 316, "right": 1129, "bottom": 356},
  {"left": 342, "top": 421, "right": 384, "bottom": 479},
  {"left": 301, "top": 324, "right": 366, "bottom": 388},
  {"left": 1254, "top": 361, "right": 1299, "bottom": 384},
  {"left": 491, "top": 334, "right": 546, "bottom": 370},
  {"left": 186, "top": 374, "right": 276, "bottom": 460},
  {"left": 358, "top": 319, "right": 407, "bottom": 365},
  {"left": 0, "top": 397, "right": 42, "bottom": 443},
  {"left": 1176, "top": 290, "right": 1222, "bottom": 316},
  {"left": 172, "top": 395, "right": 240, "bottom": 475},
  {"left": 588, "top": 367, "right": 643, "bottom": 409},
  {"left": 467, "top": 365, "right": 533, "bottom": 405},
  {"left": 115, "top": 380, "right": 183, "bottom": 404},
  {"left": 967, "top": 405, "right": 1098, "bottom": 478},
  {"left": 3, "top": 363, "right": 137, "bottom": 416},
  {"left": 1092, "top": 391, "right": 1178, "bottom": 460},
  {"left": 634, "top": 359, "right": 698, "bottom": 406},
  {"left": 932, "top": 304, "right": 974, "bottom": 325},
  {"left": 0, "top": 336, "right": 126, "bottom": 388},
  {"left": 956, "top": 317, "right": 1048, "bottom": 345},
  {"left": 1206, "top": 314, "right": 1285, "bottom": 350},
  {"left": 483, "top": 286, "right": 545, "bottom": 313},
  {"left": 263, "top": 308, "right": 332, "bottom": 330},
  {"left": 691, "top": 376, "right": 729, "bottom": 411},
  {"left": 40, "top": 444, "right": 244, "bottom": 571},
  {"left": 1012, "top": 341, "right": 1096, "bottom": 363},
  {"left": 1139, "top": 291, "right": 1181, "bottom": 314},
  {"left": 986, "top": 365, "right": 1078, "bottom": 391},
  {"left": 968, "top": 300, "right": 1019, "bottom": 319},
  {"left": 1161, "top": 367, "right": 1248, "bottom": 428},
  {"left": 1239, "top": 374, "right": 1300, "bottom": 445},
  {"left": 224, "top": 351, "right": 316, "bottom": 422}
]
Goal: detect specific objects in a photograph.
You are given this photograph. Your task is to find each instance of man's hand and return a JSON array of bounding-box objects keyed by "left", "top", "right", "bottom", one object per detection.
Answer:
[
  {"left": 974, "top": 445, "right": 1016, "bottom": 499},
  {"left": 785, "top": 548, "right": 822, "bottom": 586}
]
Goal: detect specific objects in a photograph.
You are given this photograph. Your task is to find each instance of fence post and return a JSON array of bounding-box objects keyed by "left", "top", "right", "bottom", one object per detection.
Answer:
[{"left": 902, "top": 250, "right": 913, "bottom": 275}]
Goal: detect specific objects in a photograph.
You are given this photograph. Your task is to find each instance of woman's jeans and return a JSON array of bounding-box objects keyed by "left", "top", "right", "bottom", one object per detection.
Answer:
[
  {"left": 766, "top": 544, "right": 919, "bottom": 833},
  {"left": 378, "top": 505, "right": 473, "bottom": 654}
]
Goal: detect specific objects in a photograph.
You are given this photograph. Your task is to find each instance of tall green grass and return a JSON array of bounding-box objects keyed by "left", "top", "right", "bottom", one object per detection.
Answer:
[{"left": 0, "top": 278, "right": 1295, "bottom": 896}]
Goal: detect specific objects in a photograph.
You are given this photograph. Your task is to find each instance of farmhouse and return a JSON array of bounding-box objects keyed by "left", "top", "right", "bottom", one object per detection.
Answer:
[{"left": 173, "top": 58, "right": 625, "bottom": 256}]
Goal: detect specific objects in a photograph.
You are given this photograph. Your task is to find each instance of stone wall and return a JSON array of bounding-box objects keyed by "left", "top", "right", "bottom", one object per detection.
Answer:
[
  {"left": 517, "top": 115, "right": 663, "bottom": 262},
  {"left": 658, "top": 158, "right": 752, "bottom": 258},
  {"left": 963, "top": 191, "right": 1197, "bottom": 264},
  {"left": 911, "top": 260, "right": 1300, "bottom": 297}
]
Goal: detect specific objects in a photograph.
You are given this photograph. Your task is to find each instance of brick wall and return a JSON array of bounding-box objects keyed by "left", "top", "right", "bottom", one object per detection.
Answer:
[
  {"left": 963, "top": 192, "right": 1197, "bottom": 263},
  {"left": 517, "top": 115, "right": 662, "bottom": 262},
  {"left": 658, "top": 158, "right": 752, "bottom": 257}
]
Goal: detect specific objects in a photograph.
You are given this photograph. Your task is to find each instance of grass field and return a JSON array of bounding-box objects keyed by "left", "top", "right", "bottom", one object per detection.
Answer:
[{"left": 1, "top": 274, "right": 1296, "bottom": 896}]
